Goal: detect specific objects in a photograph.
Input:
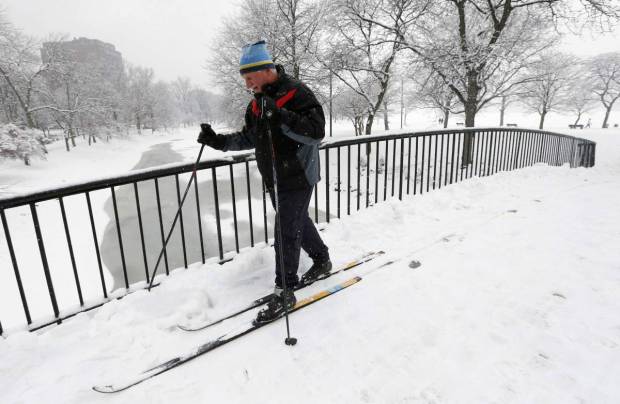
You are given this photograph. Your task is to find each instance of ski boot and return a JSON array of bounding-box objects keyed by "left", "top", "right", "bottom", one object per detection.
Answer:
[
  {"left": 300, "top": 259, "right": 332, "bottom": 285},
  {"left": 254, "top": 287, "right": 296, "bottom": 325}
]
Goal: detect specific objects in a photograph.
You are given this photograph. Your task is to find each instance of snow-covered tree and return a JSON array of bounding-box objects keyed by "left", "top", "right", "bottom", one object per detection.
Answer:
[
  {"left": 208, "top": 0, "right": 327, "bottom": 126},
  {"left": 171, "top": 77, "right": 194, "bottom": 127},
  {"left": 0, "top": 123, "right": 46, "bottom": 165},
  {"left": 0, "top": 20, "right": 65, "bottom": 128},
  {"left": 587, "top": 52, "right": 620, "bottom": 128},
  {"left": 520, "top": 53, "right": 578, "bottom": 129},
  {"left": 125, "top": 65, "right": 155, "bottom": 133},
  {"left": 410, "top": 68, "right": 460, "bottom": 128},
  {"left": 41, "top": 44, "right": 124, "bottom": 147},
  {"left": 319, "top": 0, "right": 422, "bottom": 136},
  {"left": 333, "top": 88, "right": 368, "bottom": 136},
  {"left": 356, "top": 0, "right": 618, "bottom": 163},
  {"left": 564, "top": 69, "right": 597, "bottom": 126}
]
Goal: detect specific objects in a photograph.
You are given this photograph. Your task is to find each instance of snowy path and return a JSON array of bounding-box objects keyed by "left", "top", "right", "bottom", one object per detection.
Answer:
[{"left": 1, "top": 130, "right": 620, "bottom": 403}]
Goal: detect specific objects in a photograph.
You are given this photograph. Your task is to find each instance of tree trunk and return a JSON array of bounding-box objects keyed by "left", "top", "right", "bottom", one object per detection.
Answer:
[
  {"left": 602, "top": 106, "right": 611, "bottom": 128},
  {"left": 460, "top": 70, "right": 478, "bottom": 166},
  {"left": 69, "top": 127, "right": 77, "bottom": 147},
  {"left": 538, "top": 110, "right": 547, "bottom": 129},
  {"left": 359, "top": 117, "right": 365, "bottom": 136},
  {"left": 400, "top": 78, "right": 404, "bottom": 129},
  {"left": 329, "top": 72, "right": 333, "bottom": 137},
  {"left": 464, "top": 102, "right": 476, "bottom": 127},
  {"left": 383, "top": 101, "right": 389, "bottom": 130},
  {"left": 25, "top": 111, "right": 36, "bottom": 128},
  {"left": 574, "top": 111, "right": 582, "bottom": 126},
  {"left": 539, "top": 110, "right": 547, "bottom": 129},
  {"left": 461, "top": 96, "right": 477, "bottom": 166},
  {"left": 365, "top": 113, "right": 375, "bottom": 135},
  {"left": 136, "top": 115, "right": 141, "bottom": 133},
  {"left": 499, "top": 95, "right": 507, "bottom": 126},
  {"left": 443, "top": 108, "right": 450, "bottom": 128}
]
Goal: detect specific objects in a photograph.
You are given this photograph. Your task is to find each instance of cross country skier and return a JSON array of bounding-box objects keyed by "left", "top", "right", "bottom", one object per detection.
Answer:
[{"left": 197, "top": 40, "right": 331, "bottom": 324}]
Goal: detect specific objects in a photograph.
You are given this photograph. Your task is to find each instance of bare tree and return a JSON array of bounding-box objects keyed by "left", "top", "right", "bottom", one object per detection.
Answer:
[
  {"left": 520, "top": 52, "right": 578, "bottom": 129},
  {"left": 355, "top": 0, "right": 618, "bottom": 163},
  {"left": 564, "top": 69, "right": 597, "bottom": 126},
  {"left": 588, "top": 52, "right": 620, "bottom": 128},
  {"left": 411, "top": 69, "right": 460, "bottom": 128},
  {"left": 126, "top": 65, "right": 155, "bottom": 133},
  {"left": 171, "top": 77, "right": 194, "bottom": 127},
  {"left": 333, "top": 87, "right": 369, "bottom": 135},
  {"left": 320, "top": 0, "right": 424, "bottom": 135},
  {"left": 38, "top": 40, "right": 126, "bottom": 147},
  {"left": 208, "top": 0, "right": 327, "bottom": 126},
  {"left": 150, "top": 81, "right": 178, "bottom": 131},
  {"left": 0, "top": 24, "right": 65, "bottom": 128},
  {"left": 275, "top": 0, "right": 327, "bottom": 81}
]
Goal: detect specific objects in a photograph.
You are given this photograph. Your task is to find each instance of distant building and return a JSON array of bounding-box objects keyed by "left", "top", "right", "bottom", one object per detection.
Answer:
[{"left": 41, "top": 37, "right": 124, "bottom": 90}]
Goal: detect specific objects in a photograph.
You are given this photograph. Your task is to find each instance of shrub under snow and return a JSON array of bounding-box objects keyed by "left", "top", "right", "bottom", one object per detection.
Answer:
[{"left": 0, "top": 124, "right": 47, "bottom": 166}]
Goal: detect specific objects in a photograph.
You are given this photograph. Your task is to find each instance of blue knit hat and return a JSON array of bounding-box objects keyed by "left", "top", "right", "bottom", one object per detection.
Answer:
[{"left": 239, "top": 40, "right": 275, "bottom": 74}]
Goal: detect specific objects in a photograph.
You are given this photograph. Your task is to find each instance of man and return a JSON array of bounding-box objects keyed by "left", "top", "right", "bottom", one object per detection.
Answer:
[{"left": 197, "top": 40, "right": 331, "bottom": 324}]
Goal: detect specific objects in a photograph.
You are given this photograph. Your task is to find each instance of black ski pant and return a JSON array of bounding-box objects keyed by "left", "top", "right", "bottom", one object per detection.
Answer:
[{"left": 268, "top": 186, "right": 329, "bottom": 289}]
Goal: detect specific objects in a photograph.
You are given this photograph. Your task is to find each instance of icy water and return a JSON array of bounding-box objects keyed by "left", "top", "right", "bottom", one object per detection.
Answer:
[{"left": 99, "top": 142, "right": 272, "bottom": 290}]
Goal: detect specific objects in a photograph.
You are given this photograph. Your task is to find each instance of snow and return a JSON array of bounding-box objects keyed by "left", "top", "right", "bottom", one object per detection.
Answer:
[{"left": 1, "top": 126, "right": 620, "bottom": 403}]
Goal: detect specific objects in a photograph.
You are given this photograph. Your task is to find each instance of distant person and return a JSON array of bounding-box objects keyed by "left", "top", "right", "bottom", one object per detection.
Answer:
[
  {"left": 196, "top": 40, "right": 331, "bottom": 324},
  {"left": 586, "top": 118, "right": 591, "bottom": 128}
]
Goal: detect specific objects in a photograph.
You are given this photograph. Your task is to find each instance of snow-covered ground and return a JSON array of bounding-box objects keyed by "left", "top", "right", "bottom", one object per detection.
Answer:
[{"left": 0, "top": 125, "right": 619, "bottom": 403}]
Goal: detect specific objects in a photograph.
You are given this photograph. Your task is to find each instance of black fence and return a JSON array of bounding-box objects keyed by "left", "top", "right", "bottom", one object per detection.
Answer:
[{"left": 0, "top": 128, "right": 596, "bottom": 335}]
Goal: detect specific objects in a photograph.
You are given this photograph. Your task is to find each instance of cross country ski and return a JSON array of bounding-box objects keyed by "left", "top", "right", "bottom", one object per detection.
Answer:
[
  {"left": 177, "top": 250, "right": 384, "bottom": 332},
  {"left": 94, "top": 276, "right": 362, "bottom": 393}
]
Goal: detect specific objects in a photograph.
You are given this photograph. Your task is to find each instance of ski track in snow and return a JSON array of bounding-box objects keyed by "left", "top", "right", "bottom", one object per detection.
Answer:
[{"left": 1, "top": 128, "right": 620, "bottom": 403}]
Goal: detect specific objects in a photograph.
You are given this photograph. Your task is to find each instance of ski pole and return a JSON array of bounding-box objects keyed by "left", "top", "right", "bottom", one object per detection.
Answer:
[
  {"left": 263, "top": 97, "right": 297, "bottom": 346},
  {"left": 147, "top": 143, "right": 206, "bottom": 291}
]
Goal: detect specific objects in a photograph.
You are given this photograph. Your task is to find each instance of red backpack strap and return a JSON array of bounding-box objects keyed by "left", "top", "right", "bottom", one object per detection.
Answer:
[
  {"left": 251, "top": 99, "right": 260, "bottom": 117},
  {"left": 276, "top": 88, "right": 297, "bottom": 108},
  {"left": 251, "top": 88, "right": 297, "bottom": 117}
]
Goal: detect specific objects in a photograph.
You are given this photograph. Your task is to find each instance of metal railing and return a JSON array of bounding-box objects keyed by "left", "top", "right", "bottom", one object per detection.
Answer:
[{"left": 0, "top": 128, "right": 596, "bottom": 335}]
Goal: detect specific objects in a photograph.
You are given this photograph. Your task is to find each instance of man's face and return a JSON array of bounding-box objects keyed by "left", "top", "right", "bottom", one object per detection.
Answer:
[{"left": 241, "top": 69, "right": 274, "bottom": 94}]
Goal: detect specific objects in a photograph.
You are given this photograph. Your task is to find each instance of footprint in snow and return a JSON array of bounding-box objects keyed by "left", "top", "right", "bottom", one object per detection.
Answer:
[{"left": 442, "top": 233, "right": 465, "bottom": 243}]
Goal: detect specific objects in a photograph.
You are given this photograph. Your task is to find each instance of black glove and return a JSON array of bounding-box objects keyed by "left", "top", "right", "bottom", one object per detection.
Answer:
[
  {"left": 254, "top": 93, "right": 279, "bottom": 122},
  {"left": 197, "top": 123, "right": 225, "bottom": 149}
]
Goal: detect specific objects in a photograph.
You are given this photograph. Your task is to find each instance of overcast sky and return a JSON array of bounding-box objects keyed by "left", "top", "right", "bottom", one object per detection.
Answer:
[
  {"left": 2, "top": 0, "right": 619, "bottom": 90},
  {"left": 1, "top": 0, "right": 239, "bottom": 88}
]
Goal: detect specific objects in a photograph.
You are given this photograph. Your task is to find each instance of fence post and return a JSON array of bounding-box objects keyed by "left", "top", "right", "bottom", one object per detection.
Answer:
[
  {"left": 588, "top": 143, "right": 596, "bottom": 167},
  {"left": 30, "top": 203, "right": 61, "bottom": 322},
  {"left": 1, "top": 209, "right": 32, "bottom": 325},
  {"left": 513, "top": 131, "right": 522, "bottom": 170}
]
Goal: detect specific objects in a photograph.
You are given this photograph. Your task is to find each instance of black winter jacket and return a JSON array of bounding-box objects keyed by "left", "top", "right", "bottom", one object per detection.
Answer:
[{"left": 215, "top": 65, "right": 325, "bottom": 190}]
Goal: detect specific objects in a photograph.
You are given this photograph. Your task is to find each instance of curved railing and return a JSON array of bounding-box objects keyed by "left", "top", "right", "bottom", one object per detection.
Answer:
[{"left": 0, "top": 127, "right": 596, "bottom": 335}]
